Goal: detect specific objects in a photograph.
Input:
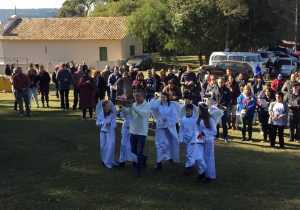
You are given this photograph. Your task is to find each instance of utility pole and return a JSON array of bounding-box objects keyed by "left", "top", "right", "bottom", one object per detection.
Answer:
[{"left": 295, "top": 0, "right": 298, "bottom": 51}]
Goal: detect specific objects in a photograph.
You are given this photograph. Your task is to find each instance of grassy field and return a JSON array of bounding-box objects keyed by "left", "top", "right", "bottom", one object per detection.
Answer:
[{"left": 0, "top": 89, "right": 300, "bottom": 210}]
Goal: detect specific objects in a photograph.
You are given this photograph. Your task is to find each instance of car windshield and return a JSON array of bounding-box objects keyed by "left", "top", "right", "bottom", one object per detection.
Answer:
[
  {"left": 257, "top": 55, "right": 263, "bottom": 62},
  {"left": 228, "top": 56, "right": 243, "bottom": 61},
  {"left": 213, "top": 55, "right": 227, "bottom": 62},
  {"left": 279, "top": 60, "right": 291, "bottom": 65},
  {"left": 245, "top": 56, "right": 257, "bottom": 62}
]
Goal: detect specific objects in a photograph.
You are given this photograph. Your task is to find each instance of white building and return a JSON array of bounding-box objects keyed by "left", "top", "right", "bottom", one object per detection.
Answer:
[{"left": 0, "top": 16, "right": 143, "bottom": 72}]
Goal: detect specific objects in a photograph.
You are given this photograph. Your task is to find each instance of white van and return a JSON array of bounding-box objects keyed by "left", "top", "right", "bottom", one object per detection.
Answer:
[{"left": 209, "top": 51, "right": 264, "bottom": 71}]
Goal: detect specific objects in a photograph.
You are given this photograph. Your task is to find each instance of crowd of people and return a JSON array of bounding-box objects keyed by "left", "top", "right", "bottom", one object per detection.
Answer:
[{"left": 8, "top": 61, "right": 300, "bottom": 181}]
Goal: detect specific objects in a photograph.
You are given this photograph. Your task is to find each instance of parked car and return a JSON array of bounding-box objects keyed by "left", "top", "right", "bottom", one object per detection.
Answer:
[
  {"left": 274, "top": 52, "right": 290, "bottom": 58},
  {"left": 126, "top": 55, "right": 153, "bottom": 70},
  {"left": 258, "top": 51, "right": 276, "bottom": 63},
  {"left": 215, "top": 60, "right": 254, "bottom": 78},
  {"left": 209, "top": 52, "right": 264, "bottom": 70},
  {"left": 279, "top": 58, "right": 296, "bottom": 76},
  {"left": 291, "top": 56, "right": 300, "bottom": 70}
]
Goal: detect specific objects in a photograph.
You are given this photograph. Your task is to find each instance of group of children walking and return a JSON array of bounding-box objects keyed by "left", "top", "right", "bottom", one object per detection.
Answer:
[{"left": 95, "top": 91, "right": 222, "bottom": 182}]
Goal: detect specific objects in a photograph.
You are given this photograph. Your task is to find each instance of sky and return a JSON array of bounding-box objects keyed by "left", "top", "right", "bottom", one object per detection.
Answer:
[{"left": 0, "top": 0, "right": 66, "bottom": 9}]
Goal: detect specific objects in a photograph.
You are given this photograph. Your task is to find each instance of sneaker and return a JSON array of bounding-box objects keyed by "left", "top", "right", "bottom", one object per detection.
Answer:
[
  {"left": 249, "top": 139, "right": 253, "bottom": 142},
  {"left": 241, "top": 138, "right": 246, "bottom": 141},
  {"left": 224, "top": 138, "right": 228, "bottom": 143},
  {"left": 112, "top": 163, "right": 119, "bottom": 168},
  {"left": 19, "top": 113, "right": 24, "bottom": 117}
]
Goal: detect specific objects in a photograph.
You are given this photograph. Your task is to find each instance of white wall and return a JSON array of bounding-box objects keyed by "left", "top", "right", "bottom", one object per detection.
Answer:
[
  {"left": 0, "top": 41, "right": 4, "bottom": 63},
  {"left": 121, "top": 35, "right": 143, "bottom": 59},
  {"left": 1, "top": 39, "right": 123, "bottom": 71}
]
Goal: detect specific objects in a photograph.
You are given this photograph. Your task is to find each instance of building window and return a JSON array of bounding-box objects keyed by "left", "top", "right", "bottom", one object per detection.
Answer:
[
  {"left": 130, "top": 45, "right": 135, "bottom": 56},
  {"left": 99, "top": 47, "right": 107, "bottom": 61}
]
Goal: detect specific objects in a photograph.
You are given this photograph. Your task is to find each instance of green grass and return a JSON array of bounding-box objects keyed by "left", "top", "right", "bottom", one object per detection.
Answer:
[{"left": 1, "top": 87, "right": 300, "bottom": 210}]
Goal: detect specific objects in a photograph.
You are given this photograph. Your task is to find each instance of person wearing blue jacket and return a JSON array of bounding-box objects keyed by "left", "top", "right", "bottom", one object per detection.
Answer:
[
  {"left": 237, "top": 85, "right": 257, "bottom": 142},
  {"left": 56, "top": 63, "right": 72, "bottom": 110}
]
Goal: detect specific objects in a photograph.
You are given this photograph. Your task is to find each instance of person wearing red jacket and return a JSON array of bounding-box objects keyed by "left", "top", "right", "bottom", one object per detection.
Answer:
[{"left": 271, "top": 74, "right": 286, "bottom": 93}]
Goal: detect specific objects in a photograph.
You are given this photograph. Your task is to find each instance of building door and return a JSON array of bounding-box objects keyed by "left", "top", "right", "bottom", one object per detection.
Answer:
[{"left": 99, "top": 47, "right": 107, "bottom": 61}]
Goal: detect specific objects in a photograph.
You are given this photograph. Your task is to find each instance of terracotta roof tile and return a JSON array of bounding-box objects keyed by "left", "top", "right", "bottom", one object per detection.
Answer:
[{"left": 0, "top": 16, "right": 129, "bottom": 40}]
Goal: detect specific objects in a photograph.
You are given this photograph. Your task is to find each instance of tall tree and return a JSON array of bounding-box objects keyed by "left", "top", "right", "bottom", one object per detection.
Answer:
[
  {"left": 90, "top": 0, "right": 142, "bottom": 17},
  {"left": 57, "top": 0, "right": 99, "bottom": 17},
  {"left": 127, "top": 0, "right": 172, "bottom": 54}
]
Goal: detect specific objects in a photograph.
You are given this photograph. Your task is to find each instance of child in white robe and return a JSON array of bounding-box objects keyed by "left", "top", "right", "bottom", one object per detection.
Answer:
[
  {"left": 150, "top": 92, "right": 181, "bottom": 170},
  {"left": 196, "top": 103, "right": 217, "bottom": 182},
  {"left": 96, "top": 100, "right": 117, "bottom": 169},
  {"left": 179, "top": 103, "right": 199, "bottom": 175},
  {"left": 117, "top": 108, "right": 137, "bottom": 167}
]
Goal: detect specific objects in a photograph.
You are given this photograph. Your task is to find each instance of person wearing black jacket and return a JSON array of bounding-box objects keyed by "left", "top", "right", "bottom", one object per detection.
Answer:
[
  {"left": 257, "top": 87, "right": 275, "bottom": 142},
  {"left": 287, "top": 82, "right": 300, "bottom": 142},
  {"left": 5, "top": 64, "right": 12, "bottom": 76},
  {"left": 215, "top": 78, "right": 231, "bottom": 143},
  {"left": 152, "top": 68, "right": 161, "bottom": 92},
  {"left": 180, "top": 65, "right": 197, "bottom": 91},
  {"left": 38, "top": 65, "right": 51, "bottom": 107},
  {"left": 164, "top": 68, "right": 180, "bottom": 87},
  {"left": 95, "top": 71, "right": 107, "bottom": 101}
]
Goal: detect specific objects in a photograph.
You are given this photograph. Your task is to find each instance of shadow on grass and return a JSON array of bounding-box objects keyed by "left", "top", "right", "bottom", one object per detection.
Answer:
[{"left": 0, "top": 99, "right": 300, "bottom": 209}]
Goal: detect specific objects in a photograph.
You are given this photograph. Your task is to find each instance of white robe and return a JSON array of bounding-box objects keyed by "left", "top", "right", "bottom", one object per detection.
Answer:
[
  {"left": 195, "top": 117, "right": 217, "bottom": 178},
  {"left": 118, "top": 112, "right": 137, "bottom": 163},
  {"left": 96, "top": 111, "right": 117, "bottom": 168},
  {"left": 150, "top": 99, "right": 181, "bottom": 163},
  {"left": 179, "top": 114, "right": 199, "bottom": 167}
]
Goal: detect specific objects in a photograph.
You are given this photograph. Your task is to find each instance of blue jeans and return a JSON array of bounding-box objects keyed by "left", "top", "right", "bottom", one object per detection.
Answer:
[
  {"left": 110, "top": 88, "right": 116, "bottom": 104},
  {"left": 217, "top": 110, "right": 228, "bottom": 139},
  {"left": 16, "top": 89, "right": 31, "bottom": 115},
  {"left": 130, "top": 134, "right": 146, "bottom": 173},
  {"left": 29, "top": 86, "right": 39, "bottom": 107}
]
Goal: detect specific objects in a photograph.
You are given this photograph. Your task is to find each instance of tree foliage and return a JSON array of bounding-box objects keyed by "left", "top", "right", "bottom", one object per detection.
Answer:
[
  {"left": 57, "top": 0, "right": 99, "bottom": 17},
  {"left": 83, "top": 0, "right": 296, "bottom": 56},
  {"left": 90, "top": 0, "right": 142, "bottom": 17}
]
